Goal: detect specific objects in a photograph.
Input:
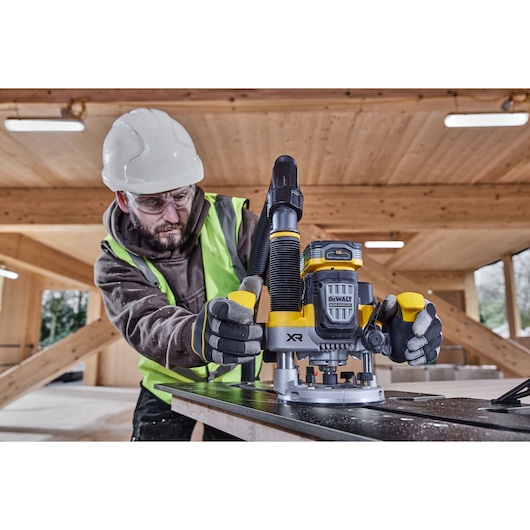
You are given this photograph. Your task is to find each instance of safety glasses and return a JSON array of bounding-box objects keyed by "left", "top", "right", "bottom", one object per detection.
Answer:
[{"left": 126, "top": 186, "right": 195, "bottom": 214}]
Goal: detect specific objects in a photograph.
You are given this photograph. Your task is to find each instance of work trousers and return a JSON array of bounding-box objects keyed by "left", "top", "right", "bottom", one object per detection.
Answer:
[{"left": 131, "top": 383, "right": 242, "bottom": 441}]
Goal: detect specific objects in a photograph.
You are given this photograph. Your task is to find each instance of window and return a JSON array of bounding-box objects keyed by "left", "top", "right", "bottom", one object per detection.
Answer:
[
  {"left": 474, "top": 260, "right": 507, "bottom": 337},
  {"left": 513, "top": 248, "right": 530, "bottom": 336},
  {"left": 40, "top": 290, "right": 88, "bottom": 381},
  {"left": 40, "top": 290, "right": 88, "bottom": 349}
]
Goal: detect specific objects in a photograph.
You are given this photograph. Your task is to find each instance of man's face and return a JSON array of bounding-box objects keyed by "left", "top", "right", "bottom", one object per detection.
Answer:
[{"left": 118, "top": 186, "right": 195, "bottom": 251}]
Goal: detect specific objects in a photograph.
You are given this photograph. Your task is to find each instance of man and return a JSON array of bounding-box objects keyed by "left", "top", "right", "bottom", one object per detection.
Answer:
[
  {"left": 95, "top": 107, "right": 442, "bottom": 442},
  {"left": 94, "top": 108, "right": 263, "bottom": 441}
]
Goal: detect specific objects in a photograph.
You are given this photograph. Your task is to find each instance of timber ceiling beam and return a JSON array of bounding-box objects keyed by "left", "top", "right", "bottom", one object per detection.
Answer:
[
  {"left": 1, "top": 185, "right": 529, "bottom": 230},
  {"left": 0, "top": 88, "right": 521, "bottom": 113},
  {"left": 297, "top": 184, "right": 530, "bottom": 230},
  {"left": 0, "top": 188, "right": 110, "bottom": 226},
  {"left": 0, "top": 234, "right": 96, "bottom": 288}
]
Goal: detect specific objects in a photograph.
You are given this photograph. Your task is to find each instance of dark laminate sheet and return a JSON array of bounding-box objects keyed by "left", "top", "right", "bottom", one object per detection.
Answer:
[{"left": 155, "top": 381, "right": 530, "bottom": 441}]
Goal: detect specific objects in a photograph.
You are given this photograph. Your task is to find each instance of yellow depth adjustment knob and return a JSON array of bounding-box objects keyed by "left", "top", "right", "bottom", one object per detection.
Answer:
[
  {"left": 396, "top": 292, "right": 425, "bottom": 322},
  {"left": 228, "top": 290, "right": 257, "bottom": 310}
]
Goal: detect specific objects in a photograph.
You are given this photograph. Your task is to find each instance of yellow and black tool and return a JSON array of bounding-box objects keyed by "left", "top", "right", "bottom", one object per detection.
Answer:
[
  {"left": 245, "top": 155, "right": 428, "bottom": 404},
  {"left": 247, "top": 156, "right": 383, "bottom": 403}
]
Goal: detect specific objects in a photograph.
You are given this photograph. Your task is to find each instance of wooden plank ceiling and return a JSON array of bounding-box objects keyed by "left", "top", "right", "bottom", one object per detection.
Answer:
[{"left": 0, "top": 88, "right": 529, "bottom": 290}]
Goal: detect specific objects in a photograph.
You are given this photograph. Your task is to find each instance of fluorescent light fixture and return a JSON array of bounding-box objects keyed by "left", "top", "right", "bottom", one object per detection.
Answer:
[
  {"left": 0, "top": 268, "right": 18, "bottom": 280},
  {"left": 4, "top": 118, "right": 85, "bottom": 132},
  {"left": 364, "top": 241, "right": 405, "bottom": 249},
  {"left": 444, "top": 112, "right": 529, "bottom": 128}
]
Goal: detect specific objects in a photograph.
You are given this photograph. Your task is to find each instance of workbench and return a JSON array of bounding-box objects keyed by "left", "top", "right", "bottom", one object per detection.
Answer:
[{"left": 155, "top": 378, "right": 530, "bottom": 441}]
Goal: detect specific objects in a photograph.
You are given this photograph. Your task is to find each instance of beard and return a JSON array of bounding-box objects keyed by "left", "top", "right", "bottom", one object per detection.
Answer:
[{"left": 129, "top": 210, "right": 191, "bottom": 252}]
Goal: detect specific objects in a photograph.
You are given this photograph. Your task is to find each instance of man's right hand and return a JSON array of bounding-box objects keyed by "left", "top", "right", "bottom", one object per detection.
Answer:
[{"left": 191, "top": 278, "right": 263, "bottom": 365}]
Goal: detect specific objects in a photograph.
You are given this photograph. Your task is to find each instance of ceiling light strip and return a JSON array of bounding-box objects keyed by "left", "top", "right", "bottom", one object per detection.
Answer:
[
  {"left": 364, "top": 241, "right": 405, "bottom": 249},
  {"left": 0, "top": 269, "right": 19, "bottom": 280},
  {"left": 4, "top": 118, "right": 85, "bottom": 132},
  {"left": 444, "top": 112, "right": 529, "bottom": 128}
]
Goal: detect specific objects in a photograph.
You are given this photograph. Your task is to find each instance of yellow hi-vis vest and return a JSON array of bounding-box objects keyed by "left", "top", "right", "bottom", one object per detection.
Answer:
[{"left": 104, "top": 193, "right": 262, "bottom": 404}]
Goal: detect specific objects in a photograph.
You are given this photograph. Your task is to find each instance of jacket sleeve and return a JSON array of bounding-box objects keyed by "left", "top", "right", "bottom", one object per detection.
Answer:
[{"left": 94, "top": 247, "right": 206, "bottom": 371}]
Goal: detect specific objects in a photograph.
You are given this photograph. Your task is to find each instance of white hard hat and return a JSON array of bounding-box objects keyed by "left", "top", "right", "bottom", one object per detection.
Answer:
[{"left": 101, "top": 108, "right": 204, "bottom": 194}]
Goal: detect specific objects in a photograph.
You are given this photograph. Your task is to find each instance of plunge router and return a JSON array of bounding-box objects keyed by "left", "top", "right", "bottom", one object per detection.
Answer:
[{"left": 247, "top": 155, "right": 425, "bottom": 405}]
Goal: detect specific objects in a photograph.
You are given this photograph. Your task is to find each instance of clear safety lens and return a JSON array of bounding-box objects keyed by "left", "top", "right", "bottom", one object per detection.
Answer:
[{"left": 127, "top": 186, "right": 194, "bottom": 214}]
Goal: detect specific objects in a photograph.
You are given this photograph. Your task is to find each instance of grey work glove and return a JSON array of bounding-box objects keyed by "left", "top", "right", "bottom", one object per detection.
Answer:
[
  {"left": 379, "top": 293, "right": 442, "bottom": 365},
  {"left": 191, "top": 275, "right": 264, "bottom": 365}
]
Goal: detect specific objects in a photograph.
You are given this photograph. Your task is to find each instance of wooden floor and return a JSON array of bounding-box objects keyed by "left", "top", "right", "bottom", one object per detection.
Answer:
[{"left": 0, "top": 382, "right": 140, "bottom": 441}]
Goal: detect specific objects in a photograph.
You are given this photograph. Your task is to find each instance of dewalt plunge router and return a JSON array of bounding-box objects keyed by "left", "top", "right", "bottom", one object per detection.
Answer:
[{"left": 247, "top": 155, "right": 425, "bottom": 405}]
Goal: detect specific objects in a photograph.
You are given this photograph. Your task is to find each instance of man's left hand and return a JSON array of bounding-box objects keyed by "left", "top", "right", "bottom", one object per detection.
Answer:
[{"left": 379, "top": 294, "right": 442, "bottom": 365}]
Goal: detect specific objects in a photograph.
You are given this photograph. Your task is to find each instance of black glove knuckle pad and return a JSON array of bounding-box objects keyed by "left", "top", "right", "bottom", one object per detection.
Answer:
[
  {"left": 384, "top": 318, "right": 412, "bottom": 363},
  {"left": 208, "top": 315, "right": 252, "bottom": 341}
]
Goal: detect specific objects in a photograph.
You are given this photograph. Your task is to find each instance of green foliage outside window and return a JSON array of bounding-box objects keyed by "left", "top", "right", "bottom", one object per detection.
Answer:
[{"left": 40, "top": 290, "right": 88, "bottom": 349}]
